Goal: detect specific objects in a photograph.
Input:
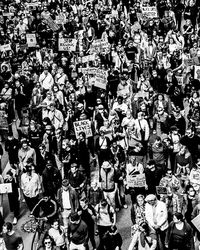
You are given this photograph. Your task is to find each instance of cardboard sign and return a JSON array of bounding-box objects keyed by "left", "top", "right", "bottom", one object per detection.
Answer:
[
  {"left": 90, "top": 40, "right": 110, "bottom": 54},
  {"left": 26, "top": 34, "right": 37, "bottom": 47},
  {"left": 0, "top": 110, "right": 8, "bottom": 131},
  {"left": 58, "top": 38, "right": 77, "bottom": 51},
  {"left": 73, "top": 119, "right": 92, "bottom": 139},
  {"left": 55, "top": 14, "right": 66, "bottom": 25},
  {"left": 81, "top": 54, "right": 96, "bottom": 64},
  {"left": 26, "top": 2, "right": 40, "bottom": 8},
  {"left": 192, "top": 214, "right": 200, "bottom": 232},
  {"left": 0, "top": 183, "right": 12, "bottom": 194},
  {"left": 44, "top": 16, "right": 59, "bottom": 32},
  {"left": 142, "top": 6, "right": 158, "bottom": 18},
  {"left": 194, "top": 65, "right": 200, "bottom": 80},
  {"left": 78, "top": 67, "right": 97, "bottom": 75},
  {"left": 0, "top": 44, "right": 11, "bottom": 52},
  {"left": 156, "top": 186, "right": 168, "bottom": 196},
  {"left": 127, "top": 173, "right": 146, "bottom": 188},
  {"left": 184, "top": 57, "right": 200, "bottom": 67},
  {"left": 94, "top": 69, "right": 108, "bottom": 90}
]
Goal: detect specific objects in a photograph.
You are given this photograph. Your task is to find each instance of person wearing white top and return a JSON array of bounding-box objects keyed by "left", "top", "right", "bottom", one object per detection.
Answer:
[{"left": 39, "top": 68, "right": 54, "bottom": 91}]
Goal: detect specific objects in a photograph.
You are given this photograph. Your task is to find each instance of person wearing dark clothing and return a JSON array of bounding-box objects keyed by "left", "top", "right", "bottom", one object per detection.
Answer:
[
  {"left": 0, "top": 143, "right": 3, "bottom": 174},
  {"left": 145, "top": 160, "right": 163, "bottom": 195},
  {"left": 102, "top": 226, "right": 122, "bottom": 250},
  {"left": 168, "top": 107, "right": 186, "bottom": 136},
  {"left": 79, "top": 198, "right": 96, "bottom": 250},
  {"left": 5, "top": 133, "right": 19, "bottom": 167},
  {"left": 165, "top": 212, "right": 194, "bottom": 250},
  {"left": 3, "top": 222, "right": 23, "bottom": 250},
  {"left": 42, "top": 160, "right": 62, "bottom": 199}
]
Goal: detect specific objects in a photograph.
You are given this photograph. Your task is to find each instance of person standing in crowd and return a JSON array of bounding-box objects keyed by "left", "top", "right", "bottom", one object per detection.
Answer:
[{"left": 3, "top": 222, "right": 23, "bottom": 250}]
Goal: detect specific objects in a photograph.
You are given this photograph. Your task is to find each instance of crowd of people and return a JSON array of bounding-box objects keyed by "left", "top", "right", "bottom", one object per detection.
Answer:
[{"left": 0, "top": 0, "right": 199, "bottom": 249}]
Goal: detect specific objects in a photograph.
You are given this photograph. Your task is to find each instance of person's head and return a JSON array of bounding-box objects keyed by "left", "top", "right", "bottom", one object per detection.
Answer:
[
  {"left": 3, "top": 222, "right": 13, "bottom": 234},
  {"left": 166, "top": 169, "right": 173, "bottom": 179},
  {"left": 45, "top": 125, "right": 53, "bottom": 134},
  {"left": 21, "top": 139, "right": 28, "bottom": 150},
  {"left": 186, "top": 127, "right": 194, "bottom": 138},
  {"left": 70, "top": 212, "right": 81, "bottom": 224},
  {"left": 136, "top": 194, "right": 145, "bottom": 206},
  {"left": 39, "top": 144, "right": 46, "bottom": 153},
  {"left": 43, "top": 235, "right": 55, "bottom": 249},
  {"left": 137, "top": 111, "right": 145, "bottom": 120},
  {"left": 145, "top": 194, "right": 157, "bottom": 206},
  {"left": 62, "top": 179, "right": 70, "bottom": 191},
  {"left": 117, "top": 96, "right": 123, "bottom": 104},
  {"left": 51, "top": 219, "right": 60, "bottom": 230},
  {"left": 99, "top": 126, "right": 106, "bottom": 137},
  {"left": 70, "top": 162, "right": 78, "bottom": 174},
  {"left": 80, "top": 198, "right": 88, "bottom": 210},
  {"left": 157, "top": 107, "right": 164, "bottom": 115},
  {"left": 170, "top": 126, "right": 179, "bottom": 135},
  {"left": 100, "top": 198, "right": 108, "bottom": 207},
  {"left": 179, "top": 145, "right": 186, "bottom": 155},
  {"left": 139, "top": 221, "right": 149, "bottom": 234},
  {"left": 46, "top": 160, "right": 53, "bottom": 169},
  {"left": 186, "top": 185, "right": 196, "bottom": 197},
  {"left": 102, "top": 161, "right": 112, "bottom": 172},
  {"left": 173, "top": 212, "right": 184, "bottom": 224},
  {"left": 43, "top": 196, "right": 51, "bottom": 202}
]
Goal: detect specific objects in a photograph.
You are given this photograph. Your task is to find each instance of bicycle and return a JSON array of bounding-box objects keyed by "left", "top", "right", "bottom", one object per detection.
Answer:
[{"left": 22, "top": 216, "right": 47, "bottom": 250}]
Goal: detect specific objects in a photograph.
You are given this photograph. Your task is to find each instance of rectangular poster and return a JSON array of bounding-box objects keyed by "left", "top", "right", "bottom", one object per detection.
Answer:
[
  {"left": 0, "top": 183, "right": 12, "bottom": 194},
  {"left": 26, "top": 34, "right": 37, "bottom": 47},
  {"left": 94, "top": 69, "right": 108, "bottom": 90},
  {"left": 142, "top": 6, "right": 158, "bottom": 18},
  {"left": 127, "top": 173, "right": 146, "bottom": 188},
  {"left": 0, "top": 44, "right": 11, "bottom": 52},
  {"left": 194, "top": 65, "right": 200, "bottom": 80},
  {"left": 156, "top": 186, "right": 168, "bottom": 196},
  {"left": 192, "top": 214, "right": 200, "bottom": 232},
  {"left": 44, "top": 16, "right": 59, "bottom": 32},
  {"left": 58, "top": 38, "right": 77, "bottom": 51},
  {"left": 73, "top": 119, "right": 92, "bottom": 139}
]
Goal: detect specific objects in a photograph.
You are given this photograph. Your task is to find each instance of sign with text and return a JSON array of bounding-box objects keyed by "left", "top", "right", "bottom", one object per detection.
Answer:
[
  {"left": 156, "top": 186, "right": 168, "bottom": 196},
  {"left": 184, "top": 57, "right": 200, "bottom": 67},
  {"left": 81, "top": 54, "right": 96, "bottom": 64},
  {"left": 55, "top": 14, "right": 66, "bottom": 25},
  {"left": 94, "top": 69, "right": 108, "bottom": 90},
  {"left": 0, "top": 44, "right": 11, "bottom": 52},
  {"left": 142, "top": 6, "right": 158, "bottom": 18},
  {"left": 90, "top": 40, "right": 110, "bottom": 54},
  {"left": 59, "top": 38, "right": 77, "bottom": 51},
  {"left": 0, "top": 183, "right": 12, "bottom": 194},
  {"left": 127, "top": 173, "right": 146, "bottom": 188},
  {"left": 44, "top": 16, "right": 59, "bottom": 32},
  {"left": 73, "top": 119, "right": 92, "bottom": 139},
  {"left": 26, "top": 34, "right": 37, "bottom": 47},
  {"left": 78, "top": 67, "right": 97, "bottom": 75}
]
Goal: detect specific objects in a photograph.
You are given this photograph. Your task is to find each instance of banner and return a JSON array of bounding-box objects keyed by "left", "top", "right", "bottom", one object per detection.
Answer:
[
  {"left": 26, "top": 34, "right": 37, "bottom": 47},
  {"left": 0, "top": 44, "right": 11, "bottom": 52},
  {"left": 44, "top": 16, "right": 59, "bottom": 32},
  {"left": 73, "top": 119, "right": 92, "bottom": 139},
  {"left": 94, "top": 69, "right": 108, "bottom": 90},
  {"left": 58, "top": 38, "right": 77, "bottom": 51},
  {"left": 127, "top": 173, "right": 146, "bottom": 188},
  {"left": 0, "top": 183, "right": 12, "bottom": 194},
  {"left": 194, "top": 65, "right": 200, "bottom": 80},
  {"left": 142, "top": 6, "right": 158, "bottom": 18}
]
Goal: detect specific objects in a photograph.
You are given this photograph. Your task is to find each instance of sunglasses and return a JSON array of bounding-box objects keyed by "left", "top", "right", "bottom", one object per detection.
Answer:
[{"left": 44, "top": 241, "right": 51, "bottom": 245}]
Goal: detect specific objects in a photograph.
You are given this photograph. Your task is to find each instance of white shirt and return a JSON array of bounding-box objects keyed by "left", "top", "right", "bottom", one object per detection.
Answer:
[
  {"left": 21, "top": 173, "right": 41, "bottom": 198},
  {"left": 62, "top": 190, "right": 71, "bottom": 209},
  {"left": 39, "top": 72, "right": 54, "bottom": 90}
]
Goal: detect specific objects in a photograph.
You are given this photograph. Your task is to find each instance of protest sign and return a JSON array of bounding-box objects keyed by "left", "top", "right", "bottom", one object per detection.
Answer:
[
  {"left": 0, "top": 110, "right": 8, "bottom": 131},
  {"left": 142, "top": 6, "right": 158, "bottom": 18},
  {"left": 127, "top": 173, "right": 146, "bottom": 188},
  {"left": 78, "top": 67, "right": 97, "bottom": 75},
  {"left": 0, "top": 44, "right": 11, "bottom": 52},
  {"left": 0, "top": 183, "right": 12, "bottom": 194},
  {"left": 26, "top": 2, "right": 40, "bottom": 8},
  {"left": 194, "top": 65, "right": 200, "bottom": 80},
  {"left": 26, "top": 34, "right": 37, "bottom": 47},
  {"left": 59, "top": 38, "right": 77, "bottom": 51},
  {"left": 3, "top": 12, "right": 14, "bottom": 17},
  {"left": 192, "top": 214, "right": 200, "bottom": 232},
  {"left": 156, "top": 186, "right": 168, "bottom": 196},
  {"left": 73, "top": 119, "right": 92, "bottom": 139},
  {"left": 94, "top": 69, "right": 108, "bottom": 90},
  {"left": 55, "top": 14, "right": 66, "bottom": 25},
  {"left": 44, "top": 16, "right": 59, "bottom": 32},
  {"left": 81, "top": 54, "right": 96, "bottom": 64},
  {"left": 90, "top": 40, "right": 110, "bottom": 54}
]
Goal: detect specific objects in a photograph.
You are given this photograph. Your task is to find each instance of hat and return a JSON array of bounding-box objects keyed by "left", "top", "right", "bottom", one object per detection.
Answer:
[
  {"left": 62, "top": 179, "right": 70, "bottom": 187},
  {"left": 145, "top": 194, "right": 156, "bottom": 202},
  {"left": 102, "top": 161, "right": 111, "bottom": 169},
  {"left": 70, "top": 212, "right": 80, "bottom": 222}
]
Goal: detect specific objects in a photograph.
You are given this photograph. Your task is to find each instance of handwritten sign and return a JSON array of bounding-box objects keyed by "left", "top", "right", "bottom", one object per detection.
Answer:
[
  {"left": 0, "top": 183, "right": 12, "bottom": 194},
  {"left": 59, "top": 38, "right": 77, "bottom": 51},
  {"left": 81, "top": 54, "right": 96, "bottom": 64},
  {"left": 94, "top": 69, "right": 108, "bottom": 90},
  {"left": 78, "top": 67, "right": 97, "bottom": 75},
  {"left": 73, "top": 119, "right": 92, "bottom": 139},
  {"left": 0, "top": 44, "right": 11, "bottom": 52},
  {"left": 192, "top": 214, "right": 200, "bottom": 232},
  {"left": 127, "top": 173, "right": 146, "bottom": 188},
  {"left": 156, "top": 186, "right": 168, "bottom": 196},
  {"left": 90, "top": 40, "right": 111, "bottom": 54},
  {"left": 142, "top": 6, "right": 158, "bottom": 18},
  {"left": 55, "top": 14, "right": 66, "bottom": 25},
  {"left": 26, "top": 34, "right": 37, "bottom": 47},
  {"left": 44, "top": 16, "right": 59, "bottom": 32}
]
